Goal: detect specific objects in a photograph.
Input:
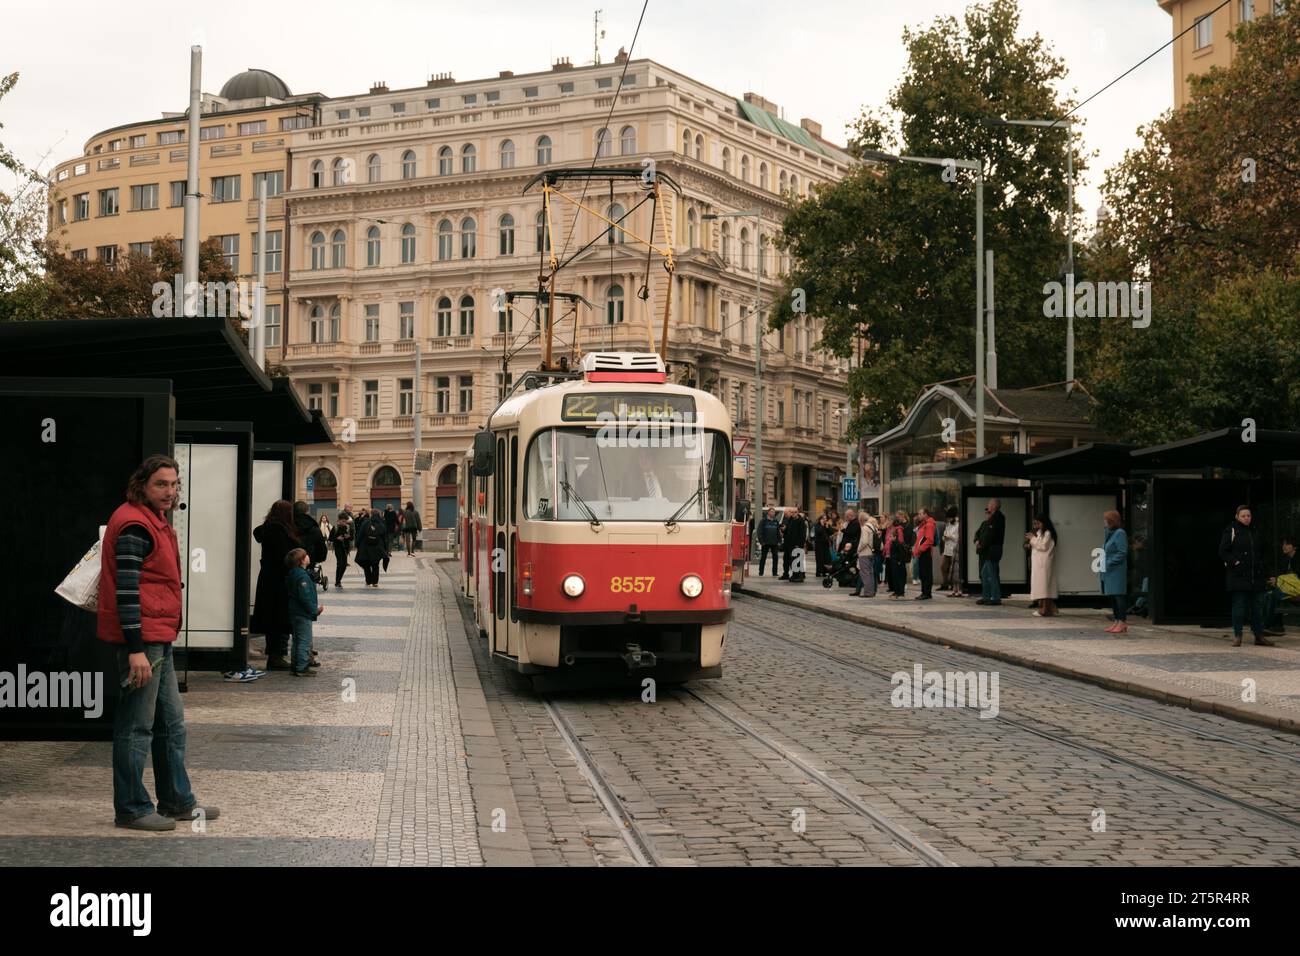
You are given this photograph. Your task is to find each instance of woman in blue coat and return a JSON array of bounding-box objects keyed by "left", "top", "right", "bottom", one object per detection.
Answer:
[{"left": 1100, "top": 510, "right": 1129, "bottom": 634}]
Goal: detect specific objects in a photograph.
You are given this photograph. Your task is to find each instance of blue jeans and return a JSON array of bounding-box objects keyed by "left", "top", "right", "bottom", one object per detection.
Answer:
[
  {"left": 1110, "top": 593, "right": 1127, "bottom": 622},
  {"left": 1262, "top": 586, "right": 1285, "bottom": 627},
  {"left": 1231, "top": 591, "right": 1265, "bottom": 639},
  {"left": 979, "top": 556, "right": 1002, "bottom": 602},
  {"left": 112, "top": 643, "right": 194, "bottom": 821},
  {"left": 291, "top": 614, "right": 314, "bottom": 673}
]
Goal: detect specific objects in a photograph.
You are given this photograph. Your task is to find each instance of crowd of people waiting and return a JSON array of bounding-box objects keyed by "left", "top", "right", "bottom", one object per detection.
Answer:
[{"left": 751, "top": 500, "right": 1290, "bottom": 645}]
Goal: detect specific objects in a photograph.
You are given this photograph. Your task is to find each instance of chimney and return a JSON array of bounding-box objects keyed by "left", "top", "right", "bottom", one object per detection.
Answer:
[
  {"left": 426, "top": 72, "right": 455, "bottom": 87},
  {"left": 369, "top": 81, "right": 389, "bottom": 95},
  {"left": 800, "top": 117, "right": 822, "bottom": 139},
  {"left": 613, "top": 46, "right": 629, "bottom": 65},
  {"left": 552, "top": 57, "right": 574, "bottom": 71},
  {"left": 498, "top": 70, "right": 514, "bottom": 78},
  {"left": 743, "top": 91, "right": 780, "bottom": 116}
]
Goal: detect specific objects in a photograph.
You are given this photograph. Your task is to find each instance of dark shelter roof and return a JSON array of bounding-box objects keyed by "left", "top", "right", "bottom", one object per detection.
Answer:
[
  {"left": 1130, "top": 427, "right": 1300, "bottom": 473},
  {"left": 945, "top": 452, "right": 1033, "bottom": 480},
  {"left": 1023, "top": 442, "right": 1137, "bottom": 478},
  {"left": 0, "top": 317, "right": 331, "bottom": 446}
]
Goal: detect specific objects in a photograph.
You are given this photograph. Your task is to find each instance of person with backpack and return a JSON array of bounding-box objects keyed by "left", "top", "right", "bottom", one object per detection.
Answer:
[
  {"left": 329, "top": 515, "right": 353, "bottom": 588},
  {"left": 402, "top": 501, "right": 423, "bottom": 554},
  {"left": 853, "top": 512, "right": 878, "bottom": 598},
  {"left": 383, "top": 505, "right": 401, "bottom": 567},
  {"left": 355, "top": 508, "right": 388, "bottom": 588},
  {"left": 1218, "top": 504, "right": 1276, "bottom": 647}
]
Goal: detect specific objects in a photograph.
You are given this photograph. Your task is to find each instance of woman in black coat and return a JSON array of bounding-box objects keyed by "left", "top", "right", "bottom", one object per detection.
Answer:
[
  {"left": 329, "top": 515, "right": 353, "bottom": 588},
  {"left": 353, "top": 509, "right": 389, "bottom": 588},
  {"left": 252, "top": 499, "right": 299, "bottom": 668},
  {"left": 813, "top": 514, "right": 833, "bottom": 576},
  {"left": 1218, "top": 504, "right": 1275, "bottom": 647}
]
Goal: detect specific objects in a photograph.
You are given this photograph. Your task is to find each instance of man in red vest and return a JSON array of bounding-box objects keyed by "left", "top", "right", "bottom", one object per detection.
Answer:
[
  {"left": 98, "top": 454, "right": 219, "bottom": 832},
  {"left": 914, "top": 507, "right": 937, "bottom": 601}
]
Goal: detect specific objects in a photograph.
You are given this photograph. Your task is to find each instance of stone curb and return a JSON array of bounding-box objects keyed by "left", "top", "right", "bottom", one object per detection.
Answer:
[{"left": 736, "top": 585, "right": 1300, "bottom": 736}]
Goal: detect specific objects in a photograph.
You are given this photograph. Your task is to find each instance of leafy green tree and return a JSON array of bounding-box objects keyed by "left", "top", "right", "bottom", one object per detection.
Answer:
[
  {"left": 0, "top": 72, "right": 48, "bottom": 296},
  {"left": 772, "top": 0, "right": 1086, "bottom": 437}
]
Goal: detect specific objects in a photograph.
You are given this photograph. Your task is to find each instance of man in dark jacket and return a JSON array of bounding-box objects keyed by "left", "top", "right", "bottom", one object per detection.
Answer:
[
  {"left": 783, "top": 508, "right": 809, "bottom": 583},
  {"left": 974, "top": 498, "right": 1006, "bottom": 606},
  {"left": 402, "top": 502, "right": 422, "bottom": 553},
  {"left": 1218, "top": 505, "right": 1275, "bottom": 647},
  {"left": 293, "top": 501, "right": 328, "bottom": 566},
  {"left": 757, "top": 508, "right": 782, "bottom": 577},
  {"left": 354, "top": 508, "right": 388, "bottom": 588},
  {"left": 1262, "top": 536, "right": 1295, "bottom": 635}
]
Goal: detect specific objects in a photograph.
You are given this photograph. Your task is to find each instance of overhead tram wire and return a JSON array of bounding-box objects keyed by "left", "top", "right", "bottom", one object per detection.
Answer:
[{"left": 1048, "top": 0, "right": 1232, "bottom": 129}]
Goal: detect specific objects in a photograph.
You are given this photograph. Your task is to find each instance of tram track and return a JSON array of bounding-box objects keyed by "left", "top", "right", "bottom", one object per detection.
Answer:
[{"left": 731, "top": 603, "right": 1300, "bottom": 835}]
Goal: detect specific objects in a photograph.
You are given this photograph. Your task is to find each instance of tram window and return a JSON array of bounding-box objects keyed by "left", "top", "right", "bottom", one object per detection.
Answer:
[
  {"left": 495, "top": 436, "right": 506, "bottom": 525},
  {"left": 523, "top": 427, "right": 731, "bottom": 522},
  {"left": 510, "top": 436, "right": 518, "bottom": 526}
]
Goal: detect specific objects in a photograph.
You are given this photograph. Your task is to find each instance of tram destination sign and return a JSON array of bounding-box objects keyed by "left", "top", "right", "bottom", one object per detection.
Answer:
[{"left": 562, "top": 392, "right": 696, "bottom": 423}]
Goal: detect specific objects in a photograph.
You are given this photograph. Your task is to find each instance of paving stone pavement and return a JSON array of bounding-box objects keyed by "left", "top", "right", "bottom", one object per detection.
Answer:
[
  {"left": 0, "top": 554, "right": 498, "bottom": 867},
  {"left": 739, "top": 573, "right": 1300, "bottom": 731}
]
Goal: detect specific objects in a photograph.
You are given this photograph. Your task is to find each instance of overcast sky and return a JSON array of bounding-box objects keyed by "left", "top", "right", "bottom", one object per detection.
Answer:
[{"left": 3, "top": 0, "right": 1173, "bottom": 225}]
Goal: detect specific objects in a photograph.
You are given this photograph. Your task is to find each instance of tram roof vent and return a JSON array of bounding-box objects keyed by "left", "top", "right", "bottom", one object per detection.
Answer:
[{"left": 581, "top": 351, "right": 667, "bottom": 383}]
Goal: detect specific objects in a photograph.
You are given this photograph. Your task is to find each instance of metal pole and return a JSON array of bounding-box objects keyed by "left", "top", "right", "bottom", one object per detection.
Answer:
[
  {"left": 254, "top": 178, "right": 267, "bottom": 369},
  {"left": 182, "top": 45, "right": 201, "bottom": 317},
  {"left": 753, "top": 209, "right": 763, "bottom": 512},
  {"left": 985, "top": 248, "right": 996, "bottom": 389},
  {"left": 1065, "top": 141, "right": 1075, "bottom": 394},
  {"left": 975, "top": 169, "right": 985, "bottom": 458}
]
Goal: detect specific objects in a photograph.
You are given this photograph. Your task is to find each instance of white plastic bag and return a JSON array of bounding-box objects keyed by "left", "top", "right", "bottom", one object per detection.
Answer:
[{"left": 55, "top": 526, "right": 107, "bottom": 611}]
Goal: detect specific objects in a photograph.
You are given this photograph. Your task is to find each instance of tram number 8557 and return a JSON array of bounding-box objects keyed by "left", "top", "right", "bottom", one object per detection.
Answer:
[{"left": 611, "top": 576, "right": 655, "bottom": 593}]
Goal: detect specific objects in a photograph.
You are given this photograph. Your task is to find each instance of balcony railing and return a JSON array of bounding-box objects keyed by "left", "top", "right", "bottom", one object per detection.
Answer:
[
  {"left": 394, "top": 415, "right": 413, "bottom": 429},
  {"left": 394, "top": 339, "right": 415, "bottom": 354},
  {"left": 286, "top": 342, "right": 351, "bottom": 358},
  {"left": 359, "top": 341, "right": 381, "bottom": 355},
  {"left": 358, "top": 418, "right": 380, "bottom": 430}
]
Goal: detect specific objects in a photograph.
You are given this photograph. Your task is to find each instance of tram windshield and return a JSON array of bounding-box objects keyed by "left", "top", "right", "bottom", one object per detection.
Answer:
[{"left": 524, "top": 427, "right": 731, "bottom": 522}]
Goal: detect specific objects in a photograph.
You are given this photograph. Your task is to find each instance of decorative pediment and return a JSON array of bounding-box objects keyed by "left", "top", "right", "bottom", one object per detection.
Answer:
[{"left": 569, "top": 243, "right": 651, "bottom": 266}]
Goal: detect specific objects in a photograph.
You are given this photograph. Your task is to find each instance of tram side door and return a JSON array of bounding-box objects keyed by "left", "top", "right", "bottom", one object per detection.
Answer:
[{"left": 491, "top": 431, "right": 519, "bottom": 656}]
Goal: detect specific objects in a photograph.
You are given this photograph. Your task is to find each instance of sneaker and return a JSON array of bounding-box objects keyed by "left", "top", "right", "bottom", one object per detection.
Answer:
[
  {"left": 308, "top": 657, "right": 321, "bottom": 668},
  {"left": 223, "top": 668, "right": 264, "bottom": 683},
  {"left": 158, "top": 804, "right": 221, "bottom": 822},
  {"left": 115, "top": 812, "right": 176, "bottom": 832}
]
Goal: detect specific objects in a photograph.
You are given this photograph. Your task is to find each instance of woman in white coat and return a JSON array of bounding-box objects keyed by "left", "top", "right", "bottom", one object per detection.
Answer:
[{"left": 1025, "top": 514, "right": 1059, "bottom": 616}]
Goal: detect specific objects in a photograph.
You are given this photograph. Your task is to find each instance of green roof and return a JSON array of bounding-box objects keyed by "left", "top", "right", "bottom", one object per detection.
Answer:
[{"left": 735, "top": 99, "right": 831, "bottom": 158}]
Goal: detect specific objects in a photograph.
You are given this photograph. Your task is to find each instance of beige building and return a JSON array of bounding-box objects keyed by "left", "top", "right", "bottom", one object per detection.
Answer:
[
  {"left": 282, "top": 54, "right": 855, "bottom": 528},
  {"left": 48, "top": 69, "right": 325, "bottom": 335},
  {"left": 1159, "top": 0, "right": 1283, "bottom": 107}
]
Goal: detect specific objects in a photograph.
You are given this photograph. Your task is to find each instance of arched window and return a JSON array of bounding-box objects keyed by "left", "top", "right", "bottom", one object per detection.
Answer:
[
  {"left": 694, "top": 134, "right": 703, "bottom": 161},
  {"left": 758, "top": 232, "right": 766, "bottom": 276},
  {"left": 311, "top": 467, "right": 337, "bottom": 489},
  {"left": 438, "top": 145, "right": 453, "bottom": 176},
  {"left": 499, "top": 139, "right": 515, "bottom": 169},
  {"left": 606, "top": 203, "right": 625, "bottom": 244},
  {"left": 309, "top": 231, "right": 325, "bottom": 270},
  {"left": 308, "top": 304, "right": 325, "bottom": 341},
  {"left": 458, "top": 294, "right": 475, "bottom": 336},
  {"left": 722, "top": 147, "right": 732, "bottom": 175},
  {"left": 740, "top": 226, "right": 750, "bottom": 270},
  {"left": 682, "top": 129, "right": 691, "bottom": 155},
  {"left": 687, "top": 208, "right": 698, "bottom": 248},
  {"left": 401, "top": 149, "right": 416, "bottom": 179},
  {"left": 759, "top": 162, "right": 769, "bottom": 191},
  {"left": 400, "top": 223, "right": 416, "bottom": 263},
  {"left": 606, "top": 284, "right": 624, "bottom": 324},
  {"left": 328, "top": 302, "right": 340, "bottom": 341},
  {"left": 789, "top": 173, "right": 799, "bottom": 196},
  {"left": 436, "top": 296, "right": 452, "bottom": 337},
  {"left": 499, "top": 214, "right": 515, "bottom": 255},
  {"left": 461, "top": 143, "right": 476, "bottom": 173},
  {"left": 437, "top": 219, "right": 453, "bottom": 260},
  {"left": 535, "top": 211, "right": 550, "bottom": 252},
  {"left": 373, "top": 466, "right": 401, "bottom": 487},
  {"left": 779, "top": 170, "right": 788, "bottom": 193},
  {"left": 366, "top": 225, "right": 380, "bottom": 267},
  {"left": 331, "top": 157, "right": 347, "bottom": 186},
  {"left": 620, "top": 125, "right": 636, "bottom": 155},
  {"left": 721, "top": 221, "right": 731, "bottom": 263},
  {"left": 536, "top": 135, "right": 552, "bottom": 165},
  {"left": 595, "top": 128, "right": 612, "bottom": 158},
  {"left": 367, "top": 153, "right": 381, "bottom": 183},
  {"left": 331, "top": 229, "right": 346, "bottom": 268},
  {"left": 740, "top": 154, "right": 751, "bottom": 182},
  {"left": 460, "top": 217, "right": 476, "bottom": 258},
  {"left": 310, "top": 159, "right": 324, "bottom": 188},
  {"left": 437, "top": 464, "right": 458, "bottom": 486}
]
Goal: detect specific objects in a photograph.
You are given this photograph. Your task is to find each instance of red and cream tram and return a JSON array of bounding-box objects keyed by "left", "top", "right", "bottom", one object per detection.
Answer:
[{"left": 460, "top": 352, "right": 733, "bottom": 684}]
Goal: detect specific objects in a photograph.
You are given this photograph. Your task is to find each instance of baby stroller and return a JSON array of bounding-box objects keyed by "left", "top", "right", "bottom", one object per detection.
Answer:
[{"left": 822, "top": 550, "right": 859, "bottom": 589}]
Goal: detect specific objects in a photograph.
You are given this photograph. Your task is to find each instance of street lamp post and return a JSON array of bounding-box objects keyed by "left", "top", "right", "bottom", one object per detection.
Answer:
[
  {"left": 861, "top": 150, "right": 986, "bottom": 456},
  {"left": 982, "top": 117, "right": 1075, "bottom": 392},
  {"left": 703, "top": 209, "right": 763, "bottom": 511}
]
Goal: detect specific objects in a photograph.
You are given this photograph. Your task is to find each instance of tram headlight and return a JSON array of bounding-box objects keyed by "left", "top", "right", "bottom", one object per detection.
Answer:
[
  {"left": 681, "top": 574, "right": 704, "bottom": 599},
  {"left": 562, "top": 574, "right": 585, "bottom": 598}
]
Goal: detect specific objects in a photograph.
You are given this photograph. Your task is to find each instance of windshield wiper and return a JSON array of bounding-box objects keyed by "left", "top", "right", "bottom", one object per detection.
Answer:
[
  {"left": 664, "top": 486, "right": 704, "bottom": 530},
  {"left": 560, "top": 479, "right": 602, "bottom": 528}
]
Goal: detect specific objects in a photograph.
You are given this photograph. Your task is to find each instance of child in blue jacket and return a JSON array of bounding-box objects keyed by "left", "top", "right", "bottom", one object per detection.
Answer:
[{"left": 285, "top": 548, "right": 323, "bottom": 675}]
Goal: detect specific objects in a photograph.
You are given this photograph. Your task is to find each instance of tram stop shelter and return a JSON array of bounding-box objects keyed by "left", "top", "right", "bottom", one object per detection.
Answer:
[{"left": 0, "top": 317, "right": 332, "bottom": 739}]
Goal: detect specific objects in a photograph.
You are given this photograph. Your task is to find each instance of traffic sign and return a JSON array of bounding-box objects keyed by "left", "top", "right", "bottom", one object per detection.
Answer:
[
  {"left": 841, "top": 477, "right": 858, "bottom": 502},
  {"left": 733, "top": 437, "right": 749, "bottom": 455},
  {"left": 305, "top": 475, "right": 314, "bottom": 491},
  {"left": 734, "top": 455, "right": 749, "bottom": 470}
]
